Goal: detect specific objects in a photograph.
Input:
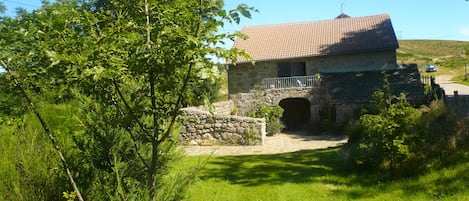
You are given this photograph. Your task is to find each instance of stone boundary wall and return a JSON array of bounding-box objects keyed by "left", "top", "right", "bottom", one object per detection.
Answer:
[
  {"left": 228, "top": 92, "right": 257, "bottom": 115},
  {"left": 180, "top": 105, "right": 266, "bottom": 146},
  {"left": 187, "top": 100, "right": 234, "bottom": 115}
]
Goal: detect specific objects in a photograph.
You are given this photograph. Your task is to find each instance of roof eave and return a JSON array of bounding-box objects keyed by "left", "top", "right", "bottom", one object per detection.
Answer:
[{"left": 229, "top": 46, "right": 398, "bottom": 65}]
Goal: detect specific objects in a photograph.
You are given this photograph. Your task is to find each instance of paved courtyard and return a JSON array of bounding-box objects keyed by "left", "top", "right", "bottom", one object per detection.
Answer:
[{"left": 183, "top": 131, "right": 347, "bottom": 156}]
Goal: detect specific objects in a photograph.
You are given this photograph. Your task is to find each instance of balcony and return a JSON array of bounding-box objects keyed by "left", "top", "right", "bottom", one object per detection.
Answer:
[{"left": 263, "top": 75, "right": 321, "bottom": 89}]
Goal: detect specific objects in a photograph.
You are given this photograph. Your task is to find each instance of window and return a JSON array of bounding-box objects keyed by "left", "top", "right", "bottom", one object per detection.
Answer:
[
  {"left": 277, "top": 62, "right": 291, "bottom": 77},
  {"left": 277, "top": 62, "right": 306, "bottom": 77}
]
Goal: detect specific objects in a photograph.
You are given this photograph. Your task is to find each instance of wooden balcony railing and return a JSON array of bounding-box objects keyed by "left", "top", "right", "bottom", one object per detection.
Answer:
[{"left": 263, "top": 75, "right": 321, "bottom": 89}]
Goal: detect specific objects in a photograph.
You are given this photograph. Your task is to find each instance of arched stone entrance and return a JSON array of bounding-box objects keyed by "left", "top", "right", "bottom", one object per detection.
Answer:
[{"left": 279, "top": 98, "right": 311, "bottom": 130}]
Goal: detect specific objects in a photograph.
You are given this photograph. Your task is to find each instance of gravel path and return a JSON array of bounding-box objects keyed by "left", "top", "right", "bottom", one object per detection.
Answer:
[
  {"left": 439, "top": 82, "right": 469, "bottom": 95},
  {"left": 436, "top": 75, "right": 469, "bottom": 95},
  {"left": 183, "top": 131, "right": 347, "bottom": 156}
]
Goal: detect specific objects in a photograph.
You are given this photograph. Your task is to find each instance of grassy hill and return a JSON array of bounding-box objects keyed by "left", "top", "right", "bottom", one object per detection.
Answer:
[{"left": 397, "top": 40, "right": 469, "bottom": 83}]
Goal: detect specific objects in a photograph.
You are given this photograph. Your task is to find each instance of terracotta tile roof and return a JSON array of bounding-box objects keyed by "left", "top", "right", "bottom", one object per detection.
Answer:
[{"left": 232, "top": 14, "right": 398, "bottom": 63}]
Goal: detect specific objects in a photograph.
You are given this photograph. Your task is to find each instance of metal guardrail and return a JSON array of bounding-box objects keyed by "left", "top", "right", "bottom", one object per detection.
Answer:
[{"left": 263, "top": 75, "right": 321, "bottom": 89}]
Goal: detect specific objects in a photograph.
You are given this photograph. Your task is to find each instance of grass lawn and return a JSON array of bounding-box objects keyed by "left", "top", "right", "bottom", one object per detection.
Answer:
[{"left": 181, "top": 147, "right": 469, "bottom": 201}]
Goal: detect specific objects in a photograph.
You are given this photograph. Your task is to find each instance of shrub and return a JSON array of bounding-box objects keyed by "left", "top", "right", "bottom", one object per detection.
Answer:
[
  {"left": 248, "top": 105, "right": 284, "bottom": 136},
  {"left": 243, "top": 128, "right": 259, "bottom": 145},
  {"left": 416, "top": 101, "right": 469, "bottom": 164},
  {"left": 346, "top": 94, "right": 469, "bottom": 177},
  {"left": 346, "top": 92, "right": 421, "bottom": 174}
]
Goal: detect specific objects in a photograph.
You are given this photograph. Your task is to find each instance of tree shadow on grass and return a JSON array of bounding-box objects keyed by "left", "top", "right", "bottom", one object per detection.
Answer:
[
  {"left": 330, "top": 163, "right": 469, "bottom": 200},
  {"left": 197, "top": 147, "right": 469, "bottom": 200},
  {"left": 198, "top": 147, "right": 355, "bottom": 187},
  {"left": 329, "top": 153, "right": 469, "bottom": 200},
  {"left": 402, "top": 161, "right": 469, "bottom": 198}
]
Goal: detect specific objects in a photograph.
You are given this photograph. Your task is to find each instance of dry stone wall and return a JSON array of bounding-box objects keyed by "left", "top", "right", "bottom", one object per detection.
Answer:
[
  {"left": 180, "top": 102, "right": 266, "bottom": 146},
  {"left": 188, "top": 100, "right": 234, "bottom": 116}
]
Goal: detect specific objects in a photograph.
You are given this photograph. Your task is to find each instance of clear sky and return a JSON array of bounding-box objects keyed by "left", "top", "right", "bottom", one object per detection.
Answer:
[
  {"left": 1, "top": 0, "right": 42, "bottom": 16},
  {"left": 2, "top": 0, "right": 469, "bottom": 42},
  {"left": 222, "top": 0, "right": 469, "bottom": 42}
]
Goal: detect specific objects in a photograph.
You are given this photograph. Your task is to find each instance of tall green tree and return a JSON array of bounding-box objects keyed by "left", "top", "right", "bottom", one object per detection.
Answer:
[
  {"left": 0, "top": 2, "right": 5, "bottom": 14},
  {"left": 0, "top": 0, "right": 254, "bottom": 200}
]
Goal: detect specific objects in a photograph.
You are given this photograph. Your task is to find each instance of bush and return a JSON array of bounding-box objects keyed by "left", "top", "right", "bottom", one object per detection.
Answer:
[
  {"left": 346, "top": 92, "right": 420, "bottom": 174},
  {"left": 345, "top": 94, "right": 469, "bottom": 177},
  {"left": 248, "top": 105, "right": 284, "bottom": 136},
  {"left": 416, "top": 101, "right": 469, "bottom": 164},
  {"left": 243, "top": 128, "right": 260, "bottom": 145}
]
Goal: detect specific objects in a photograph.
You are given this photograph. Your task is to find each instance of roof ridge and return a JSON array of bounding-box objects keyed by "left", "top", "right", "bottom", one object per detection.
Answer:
[
  {"left": 241, "top": 13, "right": 390, "bottom": 29},
  {"left": 233, "top": 13, "right": 397, "bottom": 63}
]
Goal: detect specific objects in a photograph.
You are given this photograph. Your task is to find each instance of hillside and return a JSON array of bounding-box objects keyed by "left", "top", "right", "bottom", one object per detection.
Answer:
[{"left": 397, "top": 40, "right": 469, "bottom": 83}]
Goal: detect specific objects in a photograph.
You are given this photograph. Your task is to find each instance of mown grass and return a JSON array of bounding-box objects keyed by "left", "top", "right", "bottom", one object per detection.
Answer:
[{"left": 181, "top": 147, "right": 469, "bottom": 201}]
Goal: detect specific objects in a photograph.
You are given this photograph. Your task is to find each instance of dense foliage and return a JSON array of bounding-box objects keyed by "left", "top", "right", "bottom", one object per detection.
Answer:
[
  {"left": 0, "top": 0, "right": 255, "bottom": 200},
  {"left": 347, "top": 92, "right": 421, "bottom": 174},
  {"left": 247, "top": 105, "right": 284, "bottom": 136},
  {"left": 245, "top": 85, "right": 285, "bottom": 136},
  {"left": 346, "top": 82, "right": 469, "bottom": 177},
  {"left": 0, "top": 74, "right": 27, "bottom": 120}
]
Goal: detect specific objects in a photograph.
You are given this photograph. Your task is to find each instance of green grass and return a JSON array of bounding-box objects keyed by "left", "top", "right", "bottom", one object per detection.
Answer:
[
  {"left": 181, "top": 147, "right": 469, "bottom": 201},
  {"left": 398, "top": 40, "right": 469, "bottom": 84},
  {"left": 0, "top": 102, "right": 83, "bottom": 200}
]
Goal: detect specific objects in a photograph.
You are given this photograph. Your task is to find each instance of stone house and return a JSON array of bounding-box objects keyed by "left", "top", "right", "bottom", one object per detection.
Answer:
[{"left": 228, "top": 14, "right": 424, "bottom": 129}]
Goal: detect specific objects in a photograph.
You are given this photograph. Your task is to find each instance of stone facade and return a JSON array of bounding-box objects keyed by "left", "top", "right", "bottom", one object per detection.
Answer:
[
  {"left": 229, "top": 87, "right": 322, "bottom": 123},
  {"left": 226, "top": 50, "right": 401, "bottom": 126},
  {"left": 228, "top": 62, "right": 277, "bottom": 94},
  {"left": 335, "top": 103, "right": 362, "bottom": 123},
  {"left": 180, "top": 102, "right": 266, "bottom": 146},
  {"left": 306, "top": 50, "right": 397, "bottom": 73},
  {"left": 228, "top": 50, "right": 397, "bottom": 94}
]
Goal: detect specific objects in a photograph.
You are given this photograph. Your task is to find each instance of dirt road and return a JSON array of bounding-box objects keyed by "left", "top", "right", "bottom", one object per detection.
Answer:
[
  {"left": 438, "top": 82, "right": 469, "bottom": 95},
  {"left": 183, "top": 131, "right": 347, "bottom": 156},
  {"left": 436, "top": 75, "right": 469, "bottom": 95}
]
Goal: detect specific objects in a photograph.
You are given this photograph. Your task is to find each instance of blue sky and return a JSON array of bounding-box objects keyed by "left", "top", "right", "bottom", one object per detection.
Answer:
[
  {"left": 2, "top": 0, "right": 469, "bottom": 42},
  {"left": 222, "top": 0, "right": 469, "bottom": 42}
]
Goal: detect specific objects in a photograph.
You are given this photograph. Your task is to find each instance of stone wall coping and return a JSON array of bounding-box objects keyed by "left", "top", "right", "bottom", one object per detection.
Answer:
[
  {"left": 212, "top": 100, "right": 234, "bottom": 107},
  {"left": 182, "top": 107, "right": 265, "bottom": 123},
  {"left": 183, "top": 100, "right": 234, "bottom": 115}
]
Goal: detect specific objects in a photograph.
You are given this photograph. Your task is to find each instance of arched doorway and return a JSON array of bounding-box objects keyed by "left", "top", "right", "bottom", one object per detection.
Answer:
[{"left": 279, "top": 98, "right": 311, "bottom": 130}]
